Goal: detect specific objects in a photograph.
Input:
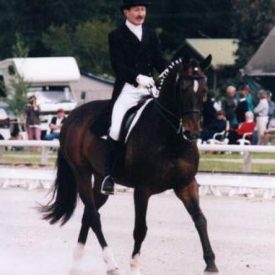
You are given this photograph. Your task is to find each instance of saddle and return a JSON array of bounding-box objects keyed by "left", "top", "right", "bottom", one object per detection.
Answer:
[{"left": 90, "top": 96, "right": 153, "bottom": 143}]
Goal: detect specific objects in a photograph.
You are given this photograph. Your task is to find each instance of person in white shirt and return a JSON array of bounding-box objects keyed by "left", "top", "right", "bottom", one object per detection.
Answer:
[
  {"left": 44, "top": 108, "right": 66, "bottom": 140},
  {"left": 254, "top": 89, "right": 269, "bottom": 144},
  {"left": 101, "top": 0, "right": 167, "bottom": 195}
]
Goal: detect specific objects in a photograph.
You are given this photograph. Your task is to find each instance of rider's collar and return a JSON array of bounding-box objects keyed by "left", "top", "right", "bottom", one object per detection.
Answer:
[{"left": 126, "top": 20, "right": 143, "bottom": 41}]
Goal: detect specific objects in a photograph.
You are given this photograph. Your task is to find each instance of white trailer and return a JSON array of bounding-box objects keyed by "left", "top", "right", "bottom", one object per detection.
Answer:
[{"left": 0, "top": 57, "right": 80, "bottom": 134}]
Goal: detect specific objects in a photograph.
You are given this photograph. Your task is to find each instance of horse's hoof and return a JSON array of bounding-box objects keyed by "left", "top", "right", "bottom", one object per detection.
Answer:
[
  {"left": 73, "top": 243, "right": 85, "bottom": 261},
  {"left": 204, "top": 264, "right": 219, "bottom": 273},
  {"left": 107, "top": 268, "right": 119, "bottom": 275}
]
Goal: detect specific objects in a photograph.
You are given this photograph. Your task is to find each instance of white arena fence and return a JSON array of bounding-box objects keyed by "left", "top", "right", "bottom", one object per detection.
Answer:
[{"left": 0, "top": 140, "right": 275, "bottom": 199}]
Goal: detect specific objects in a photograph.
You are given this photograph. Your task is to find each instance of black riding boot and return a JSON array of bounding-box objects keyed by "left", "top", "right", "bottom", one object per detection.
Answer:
[{"left": 101, "top": 137, "right": 120, "bottom": 195}]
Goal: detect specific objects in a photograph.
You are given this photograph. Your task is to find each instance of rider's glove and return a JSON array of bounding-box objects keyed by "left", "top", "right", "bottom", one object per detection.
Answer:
[{"left": 136, "top": 74, "right": 155, "bottom": 88}]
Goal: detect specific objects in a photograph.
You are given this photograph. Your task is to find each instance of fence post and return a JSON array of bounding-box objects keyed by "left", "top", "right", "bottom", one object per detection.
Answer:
[
  {"left": 242, "top": 151, "right": 252, "bottom": 173},
  {"left": 0, "top": 146, "right": 4, "bottom": 161},
  {"left": 41, "top": 146, "right": 49, "bottom": 165}
]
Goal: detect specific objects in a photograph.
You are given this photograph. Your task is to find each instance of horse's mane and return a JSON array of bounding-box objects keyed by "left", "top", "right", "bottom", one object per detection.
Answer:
[{"left": 157, "top": 58, "right": 183, "bottom": 92}]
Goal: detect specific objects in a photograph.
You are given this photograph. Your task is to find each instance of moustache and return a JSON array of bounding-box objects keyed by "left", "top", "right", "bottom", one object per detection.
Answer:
[{"left": 136, "top": 16, "right": 144, "bottom": 20}]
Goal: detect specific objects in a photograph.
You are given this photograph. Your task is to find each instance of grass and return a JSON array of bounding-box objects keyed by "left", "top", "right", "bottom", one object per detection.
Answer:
[{"left": 1, "top": 148, "right": 275, "bottom": 174}]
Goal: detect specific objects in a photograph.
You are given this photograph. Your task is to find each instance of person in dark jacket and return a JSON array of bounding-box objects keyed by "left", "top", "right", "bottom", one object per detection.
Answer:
[
  {"left": 25, "top": 95, "right": 41, "bottom": 140},
  {"left": 101, "top": 0, "right": 167, "bottom": 195}
]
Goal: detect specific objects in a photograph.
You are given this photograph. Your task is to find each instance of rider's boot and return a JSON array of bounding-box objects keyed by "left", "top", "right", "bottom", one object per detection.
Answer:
[{"left": 101, "top": 137, "right": 120, "bottom": 195}]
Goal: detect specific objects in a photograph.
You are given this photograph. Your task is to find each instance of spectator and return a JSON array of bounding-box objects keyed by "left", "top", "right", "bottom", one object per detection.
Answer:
[
  {"left": 267, "top": 90, "right": 275, "bottom": 120},
  {"left": 235, "top": 89, "right": 248, "bottom": 123},
  {"left": 228, "top": 111, "right": 256, "bottom": 144},
  {"left": 202, "top": 93, "right": 217, "bottom": 130},
  {"left": 201, "top": 110, "right": 227, "bottom": 142},
  {"left": 253, "top": 89, "right": 269, "bottom": 145},
  {"left": 25, "top": 95, "right": 41, "bottom": 140},
  {"left": 44, "top": 108, "right": 66, "bottom": 140},
  {"left": 242, "top": 84, "right": 254, "bottom": 111},
  {"left": 222, "top": 85, "right": 238, "bottom": 129}
]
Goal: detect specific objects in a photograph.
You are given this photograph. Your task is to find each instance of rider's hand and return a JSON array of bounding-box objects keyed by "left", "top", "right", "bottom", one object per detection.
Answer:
[{"left": 136, "top": 74, "right": 155, "bottom": 88}]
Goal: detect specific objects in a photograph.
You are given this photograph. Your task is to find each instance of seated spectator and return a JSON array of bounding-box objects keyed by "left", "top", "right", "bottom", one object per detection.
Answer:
[
  {"left": 44, "top": 109, "right": 66, "bottom": 140},
  {"left": 228, "top": 111, "right": 256, "bottom": 144},
  {"left": 201, "top": 110, "right": 227, "bottom": 142}
]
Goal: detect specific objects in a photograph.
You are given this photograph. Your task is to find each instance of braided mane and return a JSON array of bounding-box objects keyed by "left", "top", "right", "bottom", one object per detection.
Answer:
[{"left": 158, "top": 58, "right": 182, "bottom": 90}]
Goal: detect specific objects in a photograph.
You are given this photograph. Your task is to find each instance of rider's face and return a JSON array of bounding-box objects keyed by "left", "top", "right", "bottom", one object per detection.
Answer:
[{"left": 124, "top": 6, "right": 147, "bottom": 26}]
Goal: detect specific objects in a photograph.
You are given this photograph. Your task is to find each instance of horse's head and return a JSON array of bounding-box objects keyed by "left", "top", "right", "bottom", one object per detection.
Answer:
[{"left": 158, "top": 55, "right": 212, "bottom": 141}]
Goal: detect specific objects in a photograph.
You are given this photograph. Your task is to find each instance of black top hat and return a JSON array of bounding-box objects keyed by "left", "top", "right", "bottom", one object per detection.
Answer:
[{"left": 121, "top": 0, "right": 151, "bottom": 9}]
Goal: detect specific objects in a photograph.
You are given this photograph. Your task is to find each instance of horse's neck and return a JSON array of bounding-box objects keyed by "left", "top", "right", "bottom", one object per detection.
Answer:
[{"left": 158, "top": 69, "right": 178, "bottom": 112}]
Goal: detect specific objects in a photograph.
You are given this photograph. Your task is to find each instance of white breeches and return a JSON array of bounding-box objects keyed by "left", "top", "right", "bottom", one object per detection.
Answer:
[{"left": 109, "top": 83, "right": 151, "bottom": 141}]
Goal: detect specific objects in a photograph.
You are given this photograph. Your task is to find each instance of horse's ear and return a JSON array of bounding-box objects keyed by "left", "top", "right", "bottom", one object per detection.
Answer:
[{"left": 200, "top": 54, "right": 212, "bottom": 71}]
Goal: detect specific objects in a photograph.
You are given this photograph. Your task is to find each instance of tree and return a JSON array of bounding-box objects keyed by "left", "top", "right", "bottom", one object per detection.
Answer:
[
  {"left": 231, "top": 0, "right": 275, "bottom": 69},
  {"left": 42, "top": 20, "right": 114, "bottom": 75},
  {"left": 12, "top": 32, "right": 30, "bottom": 57},
  {"left": 74, "top": 20, "right": 114, "bottom": 75},
  {"left": 5, "top": 74, "right": 28, "bottom": 119}
]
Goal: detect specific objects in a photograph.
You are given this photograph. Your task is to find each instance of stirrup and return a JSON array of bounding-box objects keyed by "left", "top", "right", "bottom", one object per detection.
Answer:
[{"left": 101, "top": 175, "right": 115, "bottom": 195}]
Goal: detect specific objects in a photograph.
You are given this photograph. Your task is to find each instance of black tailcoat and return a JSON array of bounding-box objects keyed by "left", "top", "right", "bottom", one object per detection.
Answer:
[{"left": 108, "top": 23, "right": 167, "bottom": 102}]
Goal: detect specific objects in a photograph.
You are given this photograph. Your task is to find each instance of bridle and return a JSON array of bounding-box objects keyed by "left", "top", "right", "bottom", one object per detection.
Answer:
[{"left": 150, "top": 68, "right": 206, "bottom": 141}]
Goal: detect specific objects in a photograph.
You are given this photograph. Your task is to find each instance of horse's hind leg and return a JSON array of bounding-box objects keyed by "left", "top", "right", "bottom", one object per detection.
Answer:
[
  {"left": 74, "top": 170, "right": 119, "bottom": 273},
  {"left": 130, "top": 188, "right": 151, "bottom": 274},
  {"left": 174, "top": 180, "right": 218, "bottom": 273}
]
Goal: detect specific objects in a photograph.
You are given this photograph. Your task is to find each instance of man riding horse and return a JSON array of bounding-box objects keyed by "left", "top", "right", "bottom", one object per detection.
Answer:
[{"left": 101, "top": 0, "right": 167, "bottom": 195}]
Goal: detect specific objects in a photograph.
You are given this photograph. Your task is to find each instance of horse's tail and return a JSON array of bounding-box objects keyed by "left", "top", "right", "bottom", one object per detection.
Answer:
[{"left": 42, "top": 149, "right": 77, "bottom": 225}]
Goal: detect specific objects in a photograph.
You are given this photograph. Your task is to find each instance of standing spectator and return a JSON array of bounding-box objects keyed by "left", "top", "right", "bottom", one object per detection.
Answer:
[
  {"left": 235, "top": 89, "right": 248, "bottom": 123},
  {"left": 44, "top": 108, "right": 66, "bottom": 140},
  {"left": 202, "top": 93, "right": 217, "bottom": 130},
  {"left": 222, "top": 85, "right": 238, "bottom": 129},
  {"left": 267, "top": 90, "right": 275, "bottom": 120},
  {"left": 25, "top": 95, "right": 41, "bottom": 140},
  {"left": 254, "top": 89, "right": 269, "bottom": 145},
  {"left": 242, "top": 84, "right": 254, "bottom": 111}
]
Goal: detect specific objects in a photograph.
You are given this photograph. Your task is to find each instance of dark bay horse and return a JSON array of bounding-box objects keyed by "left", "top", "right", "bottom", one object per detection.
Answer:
[{"left": 42, "top": 55, "right": 218, "bottom": 274}]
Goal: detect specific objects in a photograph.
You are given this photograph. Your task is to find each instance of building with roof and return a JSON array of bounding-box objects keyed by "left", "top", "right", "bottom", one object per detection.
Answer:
[
  {"left": 243, "top": 27, "right": 275, "bottom": 91},
  {"left": 71, "top": 72, "right": 114, "bottom": 105},
  {"left": 175, "top": 38, "right": 239, "bottom": 90}
]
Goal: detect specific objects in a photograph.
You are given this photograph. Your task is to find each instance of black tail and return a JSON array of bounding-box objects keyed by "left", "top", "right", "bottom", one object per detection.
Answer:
[{"left": 41, "top": 150, "right": 77, "bottom": 225}]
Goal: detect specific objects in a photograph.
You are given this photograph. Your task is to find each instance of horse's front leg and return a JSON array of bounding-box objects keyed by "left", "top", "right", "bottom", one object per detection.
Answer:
[
  {"left": 174, "top": 179, "right": 218, "bottom": 273},
  {"left": 130, "top": 187, "right": 151, "bottom": 275}
]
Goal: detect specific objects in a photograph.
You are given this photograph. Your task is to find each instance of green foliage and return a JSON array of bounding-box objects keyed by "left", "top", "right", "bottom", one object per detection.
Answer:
[
  {"left": 0, "top": 0, "right": 275, "bottom": 79},
  {"left": 12, "top": 32, "right": 30, "bottom": 57},
  {"left": 5, "top": 74, "right": 28, "bottom": 118},
  {"left": 42, "top": 25, "right": 74, "bottom": 57},
  {"left": 231, "top": 0, "right": 275, "bottom": 69},
  {"left": 42, "top": 20, "right": 114, "bottom": 75},
  {"left": 74, "top": 20, "right": 113, "bottom": 74}
]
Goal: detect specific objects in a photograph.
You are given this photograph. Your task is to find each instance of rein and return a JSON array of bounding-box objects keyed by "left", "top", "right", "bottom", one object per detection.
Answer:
[{"left": 149, "top": 74, "right": 202, "bottom": 139}]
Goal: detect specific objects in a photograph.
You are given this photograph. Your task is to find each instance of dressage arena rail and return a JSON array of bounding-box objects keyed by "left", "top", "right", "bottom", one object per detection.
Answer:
[{"left": 0, "top": 140, "right": 275, "bottom": 199}]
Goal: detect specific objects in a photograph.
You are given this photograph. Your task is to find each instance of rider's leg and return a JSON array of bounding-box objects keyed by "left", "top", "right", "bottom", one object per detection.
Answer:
[{"left": 101, "top": 84, "right": 150, "bottom": 195}]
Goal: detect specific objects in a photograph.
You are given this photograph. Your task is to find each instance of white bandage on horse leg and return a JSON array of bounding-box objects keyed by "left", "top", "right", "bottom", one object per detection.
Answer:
[{"left": 103, "top": 247, "right": 119, "bottom": 273}]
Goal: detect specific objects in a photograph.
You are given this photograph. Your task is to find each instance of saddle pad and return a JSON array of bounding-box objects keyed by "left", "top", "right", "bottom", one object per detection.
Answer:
[{"left": 125, "top": 98, "right": 153, "bottom": 143}]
